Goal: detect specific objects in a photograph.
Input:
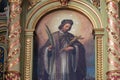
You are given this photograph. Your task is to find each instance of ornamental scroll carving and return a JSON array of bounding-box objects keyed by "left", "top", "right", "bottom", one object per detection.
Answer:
[
  {"left": 28, "top": 0, "right": 41, "bottom": 9},
  {"left": 89, "top": 0, "right": 100, "bottom": 9},
  {"left": 58, "top": 0, "right": 70, "bottom": 6}
]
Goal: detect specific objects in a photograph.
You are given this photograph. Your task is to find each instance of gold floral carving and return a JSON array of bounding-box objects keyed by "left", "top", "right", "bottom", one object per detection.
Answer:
[{"left": 5, "top": 71, "right": 20, "bottom": 80}]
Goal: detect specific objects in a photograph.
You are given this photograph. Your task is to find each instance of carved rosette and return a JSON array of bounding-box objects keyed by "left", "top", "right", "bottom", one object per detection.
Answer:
[
  {"left": 5, "top": 0, "right": 22, "bottom": 80},
  {"left": 106, "top": 0, "right": 120, "bottom": 79}
]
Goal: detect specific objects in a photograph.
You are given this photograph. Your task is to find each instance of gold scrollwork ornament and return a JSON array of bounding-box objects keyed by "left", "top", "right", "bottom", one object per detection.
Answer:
[
  {"left": 28, "top": 0, "right": 41, "bottom": 9},
  {"left": 59, "top": 0, "right": 70, "bottom": 6}
]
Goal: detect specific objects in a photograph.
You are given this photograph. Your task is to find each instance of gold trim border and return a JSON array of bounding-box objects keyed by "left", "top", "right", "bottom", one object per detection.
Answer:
[
  {"left": 95, "top": 28, "right": 104, "bottom": 80},
  {"left": 26, "top": 0, "right": 103, "bottom": 29},
  {"left": 24, "top": 1, "right": 105, "bottom": 80},
  {"left": 24, "top": 33, "right": 33, "bottom": 80},
  {"left": 24, "top": 29, "right": 105, "bottom": 80}
]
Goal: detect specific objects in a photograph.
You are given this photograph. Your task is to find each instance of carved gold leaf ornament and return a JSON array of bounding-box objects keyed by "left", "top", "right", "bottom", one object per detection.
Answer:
[
  {"left": 92, "top": 0, "right": 100, "bottom": 8},
  {"left": 5, "top": 71, "right": 20, "bottom": 80},
  {"left": 28, "top": 0, "right": 41, "bottom": 9},
  {"left": 59, "top": 0, "right": 70, "bottom": 6}
]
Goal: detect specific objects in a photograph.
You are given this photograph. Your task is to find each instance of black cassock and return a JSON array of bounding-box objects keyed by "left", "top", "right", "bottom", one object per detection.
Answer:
[{"left": 38, "top": 31, "right": 86, "bottom": 80}]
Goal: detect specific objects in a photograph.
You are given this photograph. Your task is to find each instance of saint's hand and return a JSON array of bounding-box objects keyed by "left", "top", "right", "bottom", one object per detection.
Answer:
[
  {"left": 63, "top": 46, "right": 74, "bottom": 52},
  {"left": 47, "top": 45, "right": 53, "bottom": 51}
]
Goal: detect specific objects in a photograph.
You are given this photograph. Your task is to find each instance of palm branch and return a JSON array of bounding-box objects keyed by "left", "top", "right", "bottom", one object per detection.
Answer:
[
  {"left": 45, "top": 24, "right": 55, "bottom": 74},
  {"left": 45, "top": 24, "right": 54, "bottom": 46}
]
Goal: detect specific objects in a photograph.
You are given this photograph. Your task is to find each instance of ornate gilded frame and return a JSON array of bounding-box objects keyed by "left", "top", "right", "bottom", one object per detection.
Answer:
[{"left": 24, "top": 0, "right": 106, "bottom": 80}]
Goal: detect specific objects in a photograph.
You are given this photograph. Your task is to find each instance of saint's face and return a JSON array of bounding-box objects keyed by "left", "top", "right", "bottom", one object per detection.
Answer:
[{"left": 61, "top": 23, "right": 71, "bottom": 33}]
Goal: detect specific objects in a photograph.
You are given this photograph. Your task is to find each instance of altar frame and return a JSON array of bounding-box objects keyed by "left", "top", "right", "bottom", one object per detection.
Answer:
[{"left": 23, "top": 1, "right": 106, "bottom": 80}]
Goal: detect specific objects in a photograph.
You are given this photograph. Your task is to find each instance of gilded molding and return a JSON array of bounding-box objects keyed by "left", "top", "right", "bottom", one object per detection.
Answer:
[
  {"left": 24, "top": 30, "right": 104, "bottom": 80},
  {"left": 26, "top": 0, "right": 103, "bottom": 30},
  {"left": 72, "top": 0, "right": 103, "bottom": 28},
  {"left": 94, "top": 28, "right": 104, "bottom": 34},
  {"left": 24, "top": 37, "right": 32, "bottom": 80},
  {"left": 25, "top": 1, "right": 105, "bottom": 80},
  {"left": 96, "top": 35, "right": 103, "bottom": 80},
  {"left": 26, "top": 0, "right": 58, "bottom": 29}
]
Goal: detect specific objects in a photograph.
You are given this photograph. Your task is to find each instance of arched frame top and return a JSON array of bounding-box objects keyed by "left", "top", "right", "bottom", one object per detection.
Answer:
[
  {"left": 25, "top": 0, "right": 103, "bottom": 31},
  {"left": 24, "top": 0, "right": 106, "bottom": 80}
]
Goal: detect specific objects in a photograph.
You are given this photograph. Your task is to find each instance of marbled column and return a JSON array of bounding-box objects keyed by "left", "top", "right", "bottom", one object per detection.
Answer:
[
  {"left": 5, "top": 0, "right": 22, "bottom": 80},
  {"left": 106, "top": 0, "right": 120, "bottom": 80}
]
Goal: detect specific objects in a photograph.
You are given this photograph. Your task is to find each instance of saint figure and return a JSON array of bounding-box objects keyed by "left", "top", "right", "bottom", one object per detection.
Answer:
[{"left": 42, "top": 19, "right": 86, "bottom": 80}]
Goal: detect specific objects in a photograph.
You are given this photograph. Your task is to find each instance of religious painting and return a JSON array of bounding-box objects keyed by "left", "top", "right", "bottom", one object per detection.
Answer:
[{"left": 33, "top": 9, "right": 95, "bottom": 80}]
